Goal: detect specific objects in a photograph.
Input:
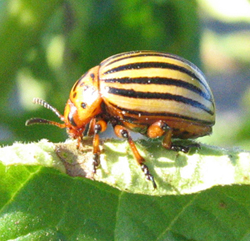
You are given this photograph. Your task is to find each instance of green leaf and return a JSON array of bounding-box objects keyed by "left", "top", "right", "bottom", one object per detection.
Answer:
[
  {"left": 1, "top": 166, "right": 250, "bottom": 240},
  {"left": 0, "top": 165, "right": 118, "bottom": 240},
  {"left": 1, "top": 139, "right": 250, "bottom": 240}
]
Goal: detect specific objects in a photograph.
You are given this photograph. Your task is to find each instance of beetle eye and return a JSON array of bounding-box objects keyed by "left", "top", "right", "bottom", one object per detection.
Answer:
[{"left": 81, "top": 102, "right": 87, "bottom": 109}]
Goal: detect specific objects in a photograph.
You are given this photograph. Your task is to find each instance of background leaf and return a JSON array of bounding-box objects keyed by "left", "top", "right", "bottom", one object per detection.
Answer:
[{"left": 1, "top": 162, "right": 250, "bottom": 240}]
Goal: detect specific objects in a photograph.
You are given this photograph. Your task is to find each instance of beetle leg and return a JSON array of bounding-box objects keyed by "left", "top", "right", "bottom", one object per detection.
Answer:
[
  {"left": 91, "top": 119, "right": 107, "bottom": 173},
  {"left": 147, "top": 120, "right": 172, "bottom": 148},
  {"left": 114, "top": 125, "right": 157, "bottom": 189},
  {"left": 147, "top": 120, "right": 200, "bottom": 153}
]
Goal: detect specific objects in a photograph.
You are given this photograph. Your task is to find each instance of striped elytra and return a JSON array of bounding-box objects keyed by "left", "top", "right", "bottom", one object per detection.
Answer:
[
  {"left": 98, "top": 51, "right": 215, "bottom": 138},
  {"left": 26, "top": 50, "right": 215, "bottom": 188}
]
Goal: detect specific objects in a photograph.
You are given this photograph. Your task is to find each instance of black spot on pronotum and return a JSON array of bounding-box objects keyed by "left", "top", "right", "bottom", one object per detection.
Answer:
[
  {"left": 90, "top": 73, "right": 95, "bottom": 80},
  {"left": 81, "top": 102, "right": 87, "bottom": 109}
]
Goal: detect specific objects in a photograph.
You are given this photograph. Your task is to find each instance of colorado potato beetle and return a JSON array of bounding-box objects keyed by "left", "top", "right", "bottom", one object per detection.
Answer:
[{"left": 26, "top": 50, "right": 215, "bottom": 188}]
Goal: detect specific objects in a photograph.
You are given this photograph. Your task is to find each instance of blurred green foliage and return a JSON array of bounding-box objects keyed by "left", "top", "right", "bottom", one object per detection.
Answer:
[{"left": 0, "top": 0, "right": 201, "bottom": 145}]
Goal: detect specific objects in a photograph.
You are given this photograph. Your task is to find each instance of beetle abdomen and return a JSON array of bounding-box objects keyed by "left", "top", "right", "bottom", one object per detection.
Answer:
[{"left": 99, "top": 51, "right": 215, "bottom": 137}]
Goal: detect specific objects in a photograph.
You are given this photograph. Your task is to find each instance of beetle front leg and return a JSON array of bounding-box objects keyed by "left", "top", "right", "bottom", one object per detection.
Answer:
[
  {"left": 91, "top": 119, "right": 107, "bottom": 173},
  {"left": 114, "top": 125, "right": 157, "bottom": 189},
  {"left": 147, "top": 120, "right": 199, "bottom": 153}
]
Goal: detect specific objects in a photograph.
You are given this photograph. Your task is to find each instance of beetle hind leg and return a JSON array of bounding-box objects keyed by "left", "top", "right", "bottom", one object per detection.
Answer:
[
  {"left": 114, "top": 125, "right": 157, "bottom": 189},
  {"left": 147, "top": 120, "right": 200, "bottom": 153},
  {"left": 163, "top": 127, "right": 201, "bottom": 153},
  {"left": 170, "top": 143, "right": 200, "bottom": 153}
]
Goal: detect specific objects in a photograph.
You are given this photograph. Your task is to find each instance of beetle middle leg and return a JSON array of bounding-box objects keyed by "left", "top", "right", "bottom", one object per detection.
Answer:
[
  {"left": 114, "top": 125, "right": 157, "bottom": 189},
  {"left": 147, "top": 120, "right": 200, "bottom": 153}
]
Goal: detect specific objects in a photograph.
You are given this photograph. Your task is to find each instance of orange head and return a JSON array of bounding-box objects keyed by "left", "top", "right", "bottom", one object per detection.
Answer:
[{"left": 26, "top": 66, "right": 103, "bottom": 141}]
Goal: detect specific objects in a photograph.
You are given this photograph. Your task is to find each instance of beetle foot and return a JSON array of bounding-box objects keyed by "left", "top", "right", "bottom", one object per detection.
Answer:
[
  {"left": 141, "top": 164, "right": 157, "bottom": 189},
  {"left": 92, "top": 153, "right": 100, "bottom": 173},
  {"left": 171, "top": 143, "right": 200, "bottom": 153}
]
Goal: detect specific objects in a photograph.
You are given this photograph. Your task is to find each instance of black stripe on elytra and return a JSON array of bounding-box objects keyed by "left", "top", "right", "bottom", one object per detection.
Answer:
[
  {"left": 103, "top": 62, "right": 198, "bottom": 80},
  {"left": 107, "top": 87, "right": 214, "bottom": 115},
  {"left": 103, "top": 61, "right": 210, "bottom": 92},
  {"left": 102, "top": 77, "right": 212, "bottom": 102},
  {"left": 102, "top": 51, "right": 190, "bottom": 68},
  {"left": 101, "top": 51, "right": 159, "bottom": 66},
  {"left": 107, "top": 102, "right": 214, "bottom": 125}
]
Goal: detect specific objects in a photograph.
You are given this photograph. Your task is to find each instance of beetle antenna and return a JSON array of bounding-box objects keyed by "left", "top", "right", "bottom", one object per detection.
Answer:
[
  {"left": 25, "top": 118, "right": 66, "bottom": 128},
  {"left": 25, "top": 98, "right": 66, "bottom": 128},
  {"left": 32, "top": 98, "right": 63, "bottom": 120}
]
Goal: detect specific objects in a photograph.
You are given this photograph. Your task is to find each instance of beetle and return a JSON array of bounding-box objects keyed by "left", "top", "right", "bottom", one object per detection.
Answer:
[{"left": 26, "top": 50, "right": 215, "bottom": 188}]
